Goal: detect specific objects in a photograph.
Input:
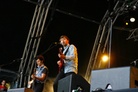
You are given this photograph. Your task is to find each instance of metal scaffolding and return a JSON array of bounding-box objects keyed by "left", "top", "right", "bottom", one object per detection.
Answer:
[
  {"left": 85, "top": 0, "right": 138, "bottom": 82},
  {"left": 17, "top": 0, "right": 53, "bottom": 88},
  {"left": 15, "top": 0, "right": 138, "bottom": 87},
  {"left": 126, "top": 28, "right": 138, "bottom": 41}
]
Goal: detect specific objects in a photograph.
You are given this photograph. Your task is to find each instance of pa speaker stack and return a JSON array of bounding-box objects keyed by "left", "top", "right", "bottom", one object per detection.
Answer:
[
  {"left": 90, "top": 66, "right": 138, "bottom": 92},
  {"left": 57, "top": 73, "right": 90, "bottom": 92}
]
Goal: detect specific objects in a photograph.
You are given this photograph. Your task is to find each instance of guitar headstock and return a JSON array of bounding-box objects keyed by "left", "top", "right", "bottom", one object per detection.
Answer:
[{"left": 59, "top": 47, "right": 63, "bottom": 53}]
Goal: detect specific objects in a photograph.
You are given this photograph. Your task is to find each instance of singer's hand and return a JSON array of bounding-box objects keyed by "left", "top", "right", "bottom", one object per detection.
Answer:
[{"left": 57, "top": 60, "right": 62, "bottom": 66}]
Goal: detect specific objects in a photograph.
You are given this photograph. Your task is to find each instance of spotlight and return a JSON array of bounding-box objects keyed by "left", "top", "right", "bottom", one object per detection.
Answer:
[
  {"left": 130, "top": 17, "right": 135, "bottom": 22},
  {"left": 125, "top": 22, "right": 129, "bottom": 25},
  {"left": 102, "top": 55, "right": 109, "bottom": 62},
  {"left": 132, "top": 5, "right": 137, "bottom": 11}
]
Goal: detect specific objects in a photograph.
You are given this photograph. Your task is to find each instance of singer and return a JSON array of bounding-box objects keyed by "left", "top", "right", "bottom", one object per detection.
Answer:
[{"left": 53, "top": 35, "right": 78, "bottom": 92}]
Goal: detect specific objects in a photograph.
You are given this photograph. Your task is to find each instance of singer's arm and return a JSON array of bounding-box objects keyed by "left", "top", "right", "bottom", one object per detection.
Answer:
[{"left": 64, "top": 45, "right": 77, "bottom": 60}]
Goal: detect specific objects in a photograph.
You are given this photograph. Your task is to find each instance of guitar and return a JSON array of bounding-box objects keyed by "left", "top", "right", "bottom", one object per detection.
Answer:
[
  {"left": 28, "top": 69, "right": 36, "bottom": 88},
  {"left": 58, "top": 47, "right": 64, "bottom": 72},
  {"left": 28, "top": 79, "right": 34, "bottom": 88}
]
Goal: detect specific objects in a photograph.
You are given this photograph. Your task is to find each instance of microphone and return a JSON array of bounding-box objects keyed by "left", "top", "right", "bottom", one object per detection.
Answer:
[
  {"left": 53, "top": 42, "right": 60, "bottom": 45},
  {"left": 13, "top": 58, "right": 23, "bottom": 61}
]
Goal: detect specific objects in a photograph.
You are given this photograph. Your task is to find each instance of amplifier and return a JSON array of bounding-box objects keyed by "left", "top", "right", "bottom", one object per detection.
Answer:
[{"left": 90, "top": 66, "right": 138, "bottom": 91}]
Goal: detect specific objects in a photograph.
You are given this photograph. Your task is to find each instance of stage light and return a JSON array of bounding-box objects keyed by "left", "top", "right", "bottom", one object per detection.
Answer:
[
  {"left": 123, "top": 16, "right": 129, "bottom": 26},
  {"left": 132, "top": 5, "right": 137, "bottom": 11},
  {"left": 102, "top": 55, "right": 109, "bottom": 62},
  {"left": 130, "top": 17, "right": 135, "bottom": 22},
  {"left": 125, "top": 22, "right": 129, "bottom": 25}
]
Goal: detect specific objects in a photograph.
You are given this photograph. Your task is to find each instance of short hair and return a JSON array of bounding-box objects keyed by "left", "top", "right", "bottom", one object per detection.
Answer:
[
  {"left": 59, "top": 35, "right": 70, "bottom": 41},
  {"left": 36, "top": 55, "right": 45, "bottom": 63}
]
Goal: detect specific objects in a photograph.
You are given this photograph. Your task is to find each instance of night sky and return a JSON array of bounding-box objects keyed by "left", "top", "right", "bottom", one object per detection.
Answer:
[{"left": 0, "top": 0, "right": 138, "bottom": 82}]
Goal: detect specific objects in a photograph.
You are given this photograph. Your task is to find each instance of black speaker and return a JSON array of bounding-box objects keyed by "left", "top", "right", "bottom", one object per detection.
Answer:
[
  {"left": 111, "top": 88, "right": 138, "bottom": 92},
  {"left": 92, "top": 88, "right": 138, "bottom": 92},
  {"left": 57, "top": 74, "right": 90, "bottom": 92},
  {"left": 90, "top": 66, "right": 138, "bottom": 91}
]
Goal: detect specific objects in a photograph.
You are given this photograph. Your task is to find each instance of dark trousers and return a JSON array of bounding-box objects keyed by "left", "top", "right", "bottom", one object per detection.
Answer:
[
  {"left": 33, "top": 81, "right": 44, "bottom": 92},
  {"left": 53, "top": 70, "right": 75, "bottom": 92}
]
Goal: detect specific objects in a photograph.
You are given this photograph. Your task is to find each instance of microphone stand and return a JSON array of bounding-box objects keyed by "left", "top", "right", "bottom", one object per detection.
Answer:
[
  {"left": 39, "top": 42, "right": 61, "bottom": 56},
  {"left": 130, "top": 59, "right": 138, "bottom": 67}
]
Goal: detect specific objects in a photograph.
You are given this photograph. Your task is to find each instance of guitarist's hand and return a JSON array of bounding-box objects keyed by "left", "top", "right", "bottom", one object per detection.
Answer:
[
  {"left": 31, "top": 74, "right": 36, "bottom": 79},
  {"left": 28, "top": 75, "right": 35, "bottom": 88},
  {"left": 58, "top": 53, "right": 66, "bottom": 59}
]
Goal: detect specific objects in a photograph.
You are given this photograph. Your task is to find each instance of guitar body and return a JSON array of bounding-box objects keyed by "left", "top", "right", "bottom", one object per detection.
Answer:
[
  {"left": 58, "top": 59, "right": 64, "bottom": 72},
  {"left": 28, "top": 69, "right": 36, "bottom": 88},
  {"left": 28, "top": 79, "right": 34, "bottom": 88},
  {"left": 58, "top": 48, "right": 64, "bottom": 72}
]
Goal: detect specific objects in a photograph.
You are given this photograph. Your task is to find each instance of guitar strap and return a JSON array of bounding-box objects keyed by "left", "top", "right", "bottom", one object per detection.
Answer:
[
  {"left": 60, "top": 45, "right": 70, "bottom": 71},
  {"left": 63, "top": 45, "right": 70, "bottom": 56}
]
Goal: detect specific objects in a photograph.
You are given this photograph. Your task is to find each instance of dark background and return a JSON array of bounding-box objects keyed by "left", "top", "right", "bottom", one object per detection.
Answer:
[{"left": 0, "top": 0, "right": 138, "bottom": 79}]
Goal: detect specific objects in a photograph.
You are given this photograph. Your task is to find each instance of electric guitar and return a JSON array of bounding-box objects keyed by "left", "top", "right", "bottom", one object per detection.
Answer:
[
  {"left": 58, "top": 47, "right": 64, "bottom": 72},
  {"left": 28, "top": 79, "right": 34, "bottom": 88},
  {"left": 28, "top": 69, "right": 36, "bottom": 88}
]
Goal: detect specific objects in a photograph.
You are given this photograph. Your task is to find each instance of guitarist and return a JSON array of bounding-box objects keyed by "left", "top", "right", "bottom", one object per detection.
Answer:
[
  {"left": 53, "top": 35, "right": 78, "bottom": 92},
  {"left": 28, "top": 55, "right": 48, "bottom": 92}
]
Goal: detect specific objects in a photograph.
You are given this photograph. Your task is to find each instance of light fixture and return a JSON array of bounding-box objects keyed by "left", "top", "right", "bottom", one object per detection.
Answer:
[
  {"left": 130, "top": 17, "right": 135, "bottom": 22},
  {"left": 132, "top": 5, "right": 137, "bottom": 11},
  {"left": 102, "top": 55, "right": 109, "bottom": 62},
  {"left": 125, "top": 22, "right": 129, "bottom": 25}
]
